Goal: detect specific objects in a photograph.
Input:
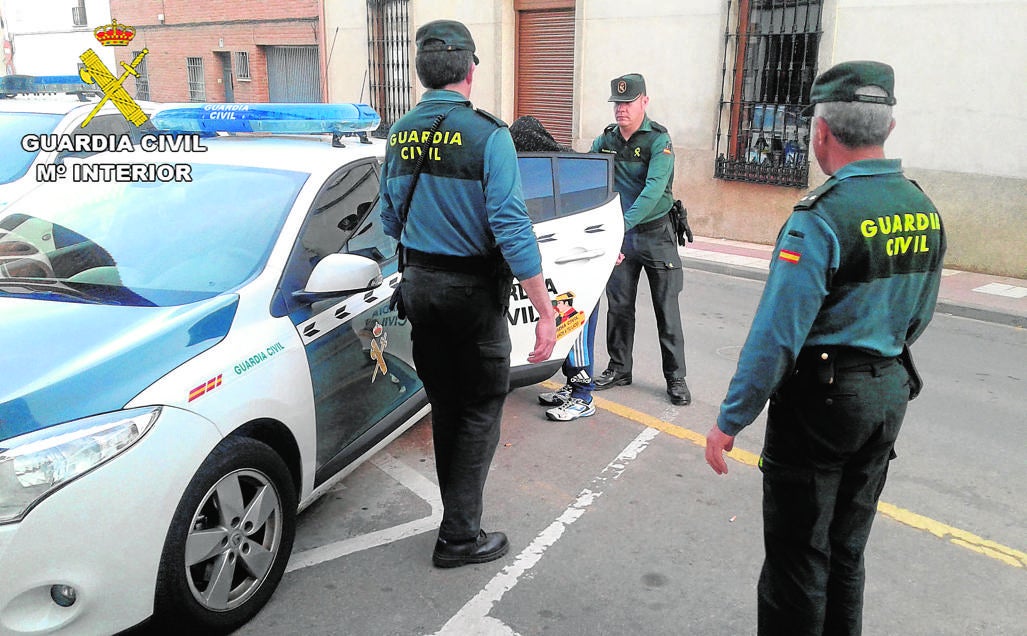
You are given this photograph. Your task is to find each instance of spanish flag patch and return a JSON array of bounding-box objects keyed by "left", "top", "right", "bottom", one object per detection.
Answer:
[{"left": 778, "top": 249, "right": 801, "bottom": 264}]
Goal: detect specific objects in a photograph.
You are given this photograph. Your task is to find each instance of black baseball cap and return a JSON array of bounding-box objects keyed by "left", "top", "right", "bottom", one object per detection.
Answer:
[
  {"left": 803, "top": 61, "right": 896, "bottom": 115},
  {"left": 609, "top": 73, "right": 646, "bottom": 102},
  {"left": 415, "top": 20, "right": 479, "bottom": 65}
]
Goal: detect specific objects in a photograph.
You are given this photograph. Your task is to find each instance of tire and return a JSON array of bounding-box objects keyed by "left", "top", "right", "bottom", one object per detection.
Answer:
[{"left": 153, "top": 436, "right": 297, "bottom": 633}]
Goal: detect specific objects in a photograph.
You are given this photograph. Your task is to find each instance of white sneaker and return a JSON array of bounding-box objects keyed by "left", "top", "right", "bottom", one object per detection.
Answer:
[
  {"left": 538, "top": 384, "right": 572, "bottom": 406},
  {"left": 546, "top": 397, "right": 596, "bottom": 421}
]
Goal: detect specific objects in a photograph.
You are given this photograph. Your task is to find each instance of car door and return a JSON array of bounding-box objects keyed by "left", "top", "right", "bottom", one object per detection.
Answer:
[
  {"left": 274, "top": 158, "right": 421, "bottom": 485},
  {"left": 509, "top": 152, "right": 623, "bottom": 379}
]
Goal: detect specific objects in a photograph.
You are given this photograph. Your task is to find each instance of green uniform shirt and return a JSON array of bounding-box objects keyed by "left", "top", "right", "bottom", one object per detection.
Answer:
[
  {"left": 590, "top": 116, "right": 675, "bottom": 230},
  {"left": 717, "top": 158, "right": 946, "bottom": 436}
]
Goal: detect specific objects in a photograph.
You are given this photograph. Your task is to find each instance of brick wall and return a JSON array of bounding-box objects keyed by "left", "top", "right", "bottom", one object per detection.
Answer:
[{"left": 109, "top": 0, "right": 321, "bottom": 103}]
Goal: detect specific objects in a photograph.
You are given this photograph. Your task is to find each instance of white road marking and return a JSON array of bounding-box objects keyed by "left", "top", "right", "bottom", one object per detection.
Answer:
[
  {"left": 429, "top": 427, "right": 661, "bottom": 636},
  {"left": 285, "top": 452, "right": 442, "bottom": 573},
  {"left": 973, "top": 282, "right": 1027, "bottom": 299}
]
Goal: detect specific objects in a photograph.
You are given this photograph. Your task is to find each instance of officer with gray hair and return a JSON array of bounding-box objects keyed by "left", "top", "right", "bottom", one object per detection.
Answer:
[{"left": 705, "top": 61, "right": 946, "bottom": 635}]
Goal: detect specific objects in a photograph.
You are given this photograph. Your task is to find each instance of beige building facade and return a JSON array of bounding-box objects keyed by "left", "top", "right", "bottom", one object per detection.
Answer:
[{"left": 326, "top": 0, "right": 1026, "bottom": 277}]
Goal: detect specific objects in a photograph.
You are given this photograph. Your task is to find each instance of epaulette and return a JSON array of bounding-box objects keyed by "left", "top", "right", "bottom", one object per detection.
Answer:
[
  {"left": 649, "top": 120, "right": 668, "bottom": 134},
  {"left": 474, "top": 108, "right": 507, "bottom": 128},
  {"left": 604, "top": 123, "right": 618, "bottom": 134},
  {"left": 908, "top": 178, "right": 925, "bottom": 192},
  {"left": 793, "top": 179, "right": 838, "bottom": 210}
]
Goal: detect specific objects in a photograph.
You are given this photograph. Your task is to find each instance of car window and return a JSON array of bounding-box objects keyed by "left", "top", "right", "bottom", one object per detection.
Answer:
[
  {"left": 517, "top": 153, "right": 614, "bottom": 223},
  {"left": 273, "top": 160, "right": 396, "bottom": 316},
  {"left": 0, "top": 164, "right": 308, "bottom": 305},
  {"left": 0, "top": 112, "right": 63, "bottom": 184}
]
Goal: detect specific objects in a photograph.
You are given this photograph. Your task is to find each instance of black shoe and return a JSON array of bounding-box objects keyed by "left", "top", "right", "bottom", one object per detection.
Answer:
[
  {"left": 594, "top": 368, "right": 632, "bottom": 391},
  {"left": 667, "top": 377, "right": 691, "bottom": 405},
  {"left": 432, "top": 530, "right": 509, "bottom": 568}
]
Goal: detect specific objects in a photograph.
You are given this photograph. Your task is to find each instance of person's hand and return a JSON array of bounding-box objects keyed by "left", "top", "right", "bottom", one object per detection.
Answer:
[
  {"left": 615, "top": 252, "right": 625, "bottom": 265},
  {"left": 705, "top": 425, "right": 735, "bottom": 475},
  {"left": 527, "top": 316, "right": 556, "bottom": 363}
]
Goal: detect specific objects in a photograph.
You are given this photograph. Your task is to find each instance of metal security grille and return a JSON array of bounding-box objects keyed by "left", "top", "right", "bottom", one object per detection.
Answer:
[
  {"left": 266, "top": 46, "right": 321, "bottom": 102},
  {"left": 186, "top": 57, "right": 205, "bottom": 102},
  {"left": 714, "top": 0, "right": 822, "bottom": 188},
  {"left": 134, "top": 51, "right": 150, "bottom": 100},
  {"left": 515, "top": 7, "right": 575, "bottom": 146},
  {"left": 366, "top": 0, "right": 411, "bottom": 139}
]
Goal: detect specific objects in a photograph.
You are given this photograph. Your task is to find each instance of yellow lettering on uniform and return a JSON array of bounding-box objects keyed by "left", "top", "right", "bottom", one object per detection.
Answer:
[
  {"left": 904, "top": 214, "right": 915, "bottom": 232},
  {"left": 433, "top": 131, "right": 443, "bottom": 144},
  {"left": 451, "top": 132, "right": 462, "bottom": 145},
  {"left": 916, "top": 213, "right": 929, "bottom": 231},
  {"left": 891, "top": 215, "right": 903, "bottom": 234},
  {"left": 389, "top": 133, "right": 397, "bottom": 146},
  {"left": 916, "top": 234, "right": 929, "bottom": 252},
  {"left": 896, "top": 235, "right": 912, "bottom": 254},
  {"left": 861, "top": 219, "right": 878, "bottom": 238},
  {"left": 930, "top": 212, "right": 941, "bottom": 230},
  {"left": 879, "top": 216, "right": 892, "bottom": 235},
  {"left": 401, "top": 146, "right": 411, "bottom": 160}
]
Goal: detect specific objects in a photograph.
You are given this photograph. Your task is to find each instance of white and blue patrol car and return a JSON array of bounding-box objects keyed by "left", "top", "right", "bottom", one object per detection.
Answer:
[
  {"left": 0, "top": 78, "right": 157, "bottom": 210},
  {"left": 0, "top": 104, "right": 624, "bottom": 633}
]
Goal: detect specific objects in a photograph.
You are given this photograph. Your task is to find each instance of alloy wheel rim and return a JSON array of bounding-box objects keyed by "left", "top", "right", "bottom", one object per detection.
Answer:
[{"left": 183, "top": 468, "right": 283, "bottom": 611}]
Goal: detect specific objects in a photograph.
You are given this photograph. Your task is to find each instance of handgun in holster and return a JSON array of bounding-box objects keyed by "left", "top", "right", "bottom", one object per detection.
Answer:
[{"left": 670, "top": 200, "right": 694, "bottom": 247}]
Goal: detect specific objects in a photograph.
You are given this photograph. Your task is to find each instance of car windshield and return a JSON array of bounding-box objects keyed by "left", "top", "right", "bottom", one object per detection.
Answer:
[
  {"left": 0, "top": 112, "right": 64, "bottom": 184},
  {"left": 0, "top": 163, "right": 308, "bottom": 306}
]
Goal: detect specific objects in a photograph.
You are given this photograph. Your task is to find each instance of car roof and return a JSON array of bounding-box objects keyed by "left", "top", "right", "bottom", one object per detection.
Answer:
[
  {"left": 0, "top": 96, "right": 159, "bottom": 116},
  {"left": 79, "top": 133, "right": 387, "bottom": 178}
]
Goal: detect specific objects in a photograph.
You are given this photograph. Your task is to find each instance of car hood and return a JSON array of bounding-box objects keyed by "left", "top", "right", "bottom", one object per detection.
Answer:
[{"left": 0, "top": 294, "right": 238, "bottom": 441}]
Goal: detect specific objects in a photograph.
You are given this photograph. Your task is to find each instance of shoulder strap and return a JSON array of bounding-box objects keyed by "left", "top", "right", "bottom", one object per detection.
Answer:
[{"left": 399, "top": 106, "right": 457, "bottom": 225}]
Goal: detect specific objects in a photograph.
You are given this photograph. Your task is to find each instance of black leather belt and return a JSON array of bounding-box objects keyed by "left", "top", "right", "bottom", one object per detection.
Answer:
[
  {"left": 795, "top": 346, "right": 898, "bottom": 384},
  {"left": 405, "top": 247, "right": 498, "bottom": 275},
  {"left": 634, "top": 212, "right": 670, "bottom": 232}
]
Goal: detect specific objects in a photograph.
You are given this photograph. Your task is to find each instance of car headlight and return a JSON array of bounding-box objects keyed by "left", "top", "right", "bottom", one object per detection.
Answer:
[{"left": 0, "top": 407, "right": 160, "bottom": 524}]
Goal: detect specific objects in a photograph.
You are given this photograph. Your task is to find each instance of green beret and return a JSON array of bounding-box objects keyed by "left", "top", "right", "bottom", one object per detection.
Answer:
[
  {"left": 609, "top": 73, "right": 646, "bottom": 103},
  {"left": 416, "top": 20, "right": 479, "bottom": 65},
  {"left": 804, "top": 61, "right": 896, "bottom": 114}
]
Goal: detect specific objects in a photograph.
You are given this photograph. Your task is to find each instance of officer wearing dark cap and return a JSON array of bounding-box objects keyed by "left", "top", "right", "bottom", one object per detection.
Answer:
[
  {"left": 705, "top": 61, "right": 946, "bottom": 635},
  {"left": 380, "top": 19, "right": 557, "bottom": 568},
  {"left": 591, "top": 73, "right": 690, "bottom": 406}
]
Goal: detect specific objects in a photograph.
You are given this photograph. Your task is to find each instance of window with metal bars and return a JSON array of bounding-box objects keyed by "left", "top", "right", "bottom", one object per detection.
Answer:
[
  {"left": 187, "top": 57, "right": 205, "bottom": 102},
  {"left": 133, "top": 51, "right": 150, "bottom": 100},
  {"left": 72, "top": 0, "right": 87, "bottom": 27},
  {"left": 714, "top": 0, "right": 822, "bottom": 188},
  {"left": 366, "top": 0, "right": 411, "bottom": 139},
  {"left": 234, "top": 52, "right": 251, "bottom": 81}
]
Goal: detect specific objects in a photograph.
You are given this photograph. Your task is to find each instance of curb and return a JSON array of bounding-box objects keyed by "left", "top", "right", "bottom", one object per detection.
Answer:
[{"left": 681, "top": 255, "right": 1026, "bottom": 329}]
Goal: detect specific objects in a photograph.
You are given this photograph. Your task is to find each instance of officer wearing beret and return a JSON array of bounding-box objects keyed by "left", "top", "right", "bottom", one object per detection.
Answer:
[
  {"left": 705, "top": 61, "right": 946, "bottom": 634},
  {"left": 380, "top": 19, "right": 556, "bottom": 568},
  {"left": 591, "top": 73, "right": 690, "bottom": 406}
]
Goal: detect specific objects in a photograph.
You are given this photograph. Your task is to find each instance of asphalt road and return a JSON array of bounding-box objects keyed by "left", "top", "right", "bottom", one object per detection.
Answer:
[{"left": 237, "top": 267, "right": 1027, "bottom": 636}]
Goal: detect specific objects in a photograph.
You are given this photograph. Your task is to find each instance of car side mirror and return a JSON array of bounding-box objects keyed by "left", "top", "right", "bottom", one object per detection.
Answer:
[{"left": 293, "top": 253, "right": 383, "bottom": 303}]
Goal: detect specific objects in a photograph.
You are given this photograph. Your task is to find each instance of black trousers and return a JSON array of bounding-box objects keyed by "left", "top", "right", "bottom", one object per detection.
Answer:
[
  {"left": 758, "top": 353, "right": 910, "bottom": 636},
  {"left": 400, "top": 265, "right": 510, "bottom": 542},
  {"left": 605, "top": 214, "right": 686, "bottom": 378}
]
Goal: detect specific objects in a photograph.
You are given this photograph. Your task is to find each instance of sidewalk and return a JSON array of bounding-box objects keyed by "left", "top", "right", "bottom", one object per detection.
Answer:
[{"left": 680, "top": 236, "right": 1027, "bottom": 328}]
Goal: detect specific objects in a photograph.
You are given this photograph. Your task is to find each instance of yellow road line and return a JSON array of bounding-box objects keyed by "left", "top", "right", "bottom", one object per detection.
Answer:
[{"left": 544, "top": 380, "right": 1027, "bottom": 569}]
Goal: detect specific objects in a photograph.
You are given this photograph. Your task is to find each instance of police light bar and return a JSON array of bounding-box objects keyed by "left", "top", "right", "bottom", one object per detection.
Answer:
[{"left": 149, "top": 103, "right": 381, "bottom": 135}]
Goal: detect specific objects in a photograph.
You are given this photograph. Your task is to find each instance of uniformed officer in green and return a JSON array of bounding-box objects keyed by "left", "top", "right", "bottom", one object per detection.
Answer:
[
  {"left": 591, "top": 73, "right": 690, "bottom": 406},
  {"left": 705, "top": 61, "right": 946, "bottom": 635},
  {"left": 380, "top": 19, "right": 556, "bottom": 568}
]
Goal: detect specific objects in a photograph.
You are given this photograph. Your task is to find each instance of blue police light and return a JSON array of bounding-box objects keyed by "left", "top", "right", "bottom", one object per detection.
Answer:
[{"left": 149, "top": 103, "right": 381, "bottom": 135}]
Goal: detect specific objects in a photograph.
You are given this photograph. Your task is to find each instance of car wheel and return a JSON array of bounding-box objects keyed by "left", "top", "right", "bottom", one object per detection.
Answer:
[{"left": 153, "top": 436, "right": 297, "bottom": 632}]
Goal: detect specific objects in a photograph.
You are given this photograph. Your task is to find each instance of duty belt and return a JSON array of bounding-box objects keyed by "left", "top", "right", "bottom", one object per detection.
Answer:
[
  {"left": 633, "top": 211, "right": 671, "bottom": 232},
  {"left": 405, "top": 247, "right": 499, "bottom": 276},
  {"left": 795, "top": 346, "right": 898, "bottom": 385}
]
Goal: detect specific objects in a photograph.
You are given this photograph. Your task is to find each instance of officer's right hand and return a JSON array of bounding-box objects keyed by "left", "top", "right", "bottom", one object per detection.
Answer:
[
  {"left": 527, "top": 317, "right": 556, "bottom": 363},
  {"left": 705, "top": 425, "right": 735, "bottom": 475}
]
